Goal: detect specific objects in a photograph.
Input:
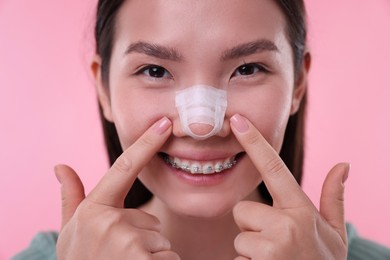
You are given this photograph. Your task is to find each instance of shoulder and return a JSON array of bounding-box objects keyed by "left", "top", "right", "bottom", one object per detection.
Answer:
[
  {"left": 11, "top": 231, "right": 58, "bottom": 260},
  {"left": 347, "top": 223, "right": 390, "bottom": 260}
]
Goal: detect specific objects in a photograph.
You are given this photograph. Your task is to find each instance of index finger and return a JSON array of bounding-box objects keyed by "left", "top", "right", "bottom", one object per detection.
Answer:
[
  {"left": 88, "top": 117, "right": 172, "bottom": 207},
  {"left": 230, "top": 114, "right": 309, "bottom": 208}
]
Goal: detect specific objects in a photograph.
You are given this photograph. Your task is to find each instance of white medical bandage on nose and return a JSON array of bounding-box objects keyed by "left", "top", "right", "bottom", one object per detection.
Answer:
[{"left": 175, "top": 85, "right": 227, "bottom": 140}]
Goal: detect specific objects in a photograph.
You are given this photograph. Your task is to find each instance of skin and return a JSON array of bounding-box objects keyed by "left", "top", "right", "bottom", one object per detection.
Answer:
[
  {"left": 55, "top": 0, "right": 349, "bottom": 259},
  {"left": 100, "top": 0, "right": 298, "bottom": 220}
]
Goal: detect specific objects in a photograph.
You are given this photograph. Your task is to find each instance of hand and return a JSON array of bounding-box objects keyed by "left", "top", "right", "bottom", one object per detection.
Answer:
[
  {"left": 55, "top": 117, "right": 181, "bottom": 260},
  {"left": 230, "top": 114, "right": 349, "bottom": 260}
]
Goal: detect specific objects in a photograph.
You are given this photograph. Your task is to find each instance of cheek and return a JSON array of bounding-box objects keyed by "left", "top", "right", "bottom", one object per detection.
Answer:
[
  {"left": 229, "top": 86, "right": 292, "bottom": 151},
  {"left": 110, "top": 89, "right": 174, "bottom": 149}
]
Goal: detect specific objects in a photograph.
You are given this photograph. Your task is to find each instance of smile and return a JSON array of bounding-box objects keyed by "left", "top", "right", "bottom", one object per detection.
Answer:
[{"left": 159, "top": 152, "right": 244, "bottom": 175}]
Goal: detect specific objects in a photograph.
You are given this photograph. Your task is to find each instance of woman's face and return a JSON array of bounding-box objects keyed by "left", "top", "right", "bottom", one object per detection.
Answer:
[{"left": 95, "top": 0, "right": 306, "bottom": 218}]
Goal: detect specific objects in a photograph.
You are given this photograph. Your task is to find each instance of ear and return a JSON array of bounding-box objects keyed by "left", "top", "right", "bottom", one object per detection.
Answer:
[
  {"left": 91, "top": 55, "right": 114, "bottom": 122},
  {"left": 290, "top": 51, "right": 311, "bottom": 115}
]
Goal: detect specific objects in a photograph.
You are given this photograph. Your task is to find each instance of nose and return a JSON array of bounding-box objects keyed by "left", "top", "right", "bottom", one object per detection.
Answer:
[
  {"left": 174, "top": 85, "right": 227, "bottom": 140},
  {"left": 172, "top": 113, "right": 231, "bottom": 139},
  {"left": 188, "top": 123, "right": 214, "bottom": 137}
]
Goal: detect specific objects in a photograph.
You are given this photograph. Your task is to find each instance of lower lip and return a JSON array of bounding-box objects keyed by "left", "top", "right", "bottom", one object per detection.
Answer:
[{"left": 161, "top": 158, "right": 237, "bottom": 186}]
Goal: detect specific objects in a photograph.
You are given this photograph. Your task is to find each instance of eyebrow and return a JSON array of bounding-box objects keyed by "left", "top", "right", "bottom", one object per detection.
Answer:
[
  {"left": 124, "top": 41, "right": 183, "bottom": 61},
  {"left": 221, "top": 39, "right": 279, "bottom": 61}
]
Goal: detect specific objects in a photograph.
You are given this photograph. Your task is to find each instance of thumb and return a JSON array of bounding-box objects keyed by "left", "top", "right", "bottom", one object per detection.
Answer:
[
  {"left": 55, "top": 164, "right": 86, "bottom": 229},
  {"left": 319, "top": 162, "right": 350, "bottom": 243}
]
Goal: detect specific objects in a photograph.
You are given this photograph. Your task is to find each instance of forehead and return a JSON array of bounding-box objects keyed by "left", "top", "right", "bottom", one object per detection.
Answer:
[{"left": 114, "top": 0, "right": 288, "bottom": 54}]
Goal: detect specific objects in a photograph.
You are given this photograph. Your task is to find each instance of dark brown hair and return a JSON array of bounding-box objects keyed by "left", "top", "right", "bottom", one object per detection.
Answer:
[{"left": 94, "top": 0, "right": 307, "bottom": 207}]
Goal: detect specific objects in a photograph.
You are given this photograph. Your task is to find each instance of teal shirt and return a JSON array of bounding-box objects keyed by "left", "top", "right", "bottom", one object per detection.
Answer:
[
  {"left": 12, "top": 232, "right": 58, "bottom": 260},
  {"left": 12, "top": 224, "right": 390, "bottom": 260}
]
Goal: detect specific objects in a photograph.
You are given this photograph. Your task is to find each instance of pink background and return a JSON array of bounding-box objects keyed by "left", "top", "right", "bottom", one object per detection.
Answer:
[{"left": 1, "top": 0, "right": 389, "bottom": 258}]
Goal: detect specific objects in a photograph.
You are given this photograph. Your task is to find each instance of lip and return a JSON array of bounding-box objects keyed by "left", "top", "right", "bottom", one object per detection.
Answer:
[{"left": 158, "top": 151, "right": 245, "bottom": 186}]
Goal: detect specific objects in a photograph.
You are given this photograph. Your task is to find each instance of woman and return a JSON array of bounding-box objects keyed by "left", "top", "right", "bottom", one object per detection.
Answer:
[{"left": 13, "top": 0, "right": 390, "bottom": 259}]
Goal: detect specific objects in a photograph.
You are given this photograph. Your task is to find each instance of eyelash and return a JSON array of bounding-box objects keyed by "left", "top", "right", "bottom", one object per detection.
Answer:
[
  {"left": 135, "top": 65, "right": 173, "bottom": 79},
  {"left": 231, "top": 63, "right": 269, "bottom": 78},
  {"left": 135, "top": 63, "right": 268, "bottom": 80}
]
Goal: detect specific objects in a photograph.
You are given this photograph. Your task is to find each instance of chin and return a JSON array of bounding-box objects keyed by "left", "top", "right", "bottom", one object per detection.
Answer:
[{"left": 163, "top": 192, "right": 242, "bottom": 219}]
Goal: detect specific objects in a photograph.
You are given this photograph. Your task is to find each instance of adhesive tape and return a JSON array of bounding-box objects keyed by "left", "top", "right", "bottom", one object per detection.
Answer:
[{"left": 175, "top": 85, "right": 227, "bottom": 140}]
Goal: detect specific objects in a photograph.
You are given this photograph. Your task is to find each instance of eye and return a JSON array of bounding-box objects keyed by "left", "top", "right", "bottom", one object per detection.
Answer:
[
  {"left": 232, "top": 63, "right": 267, "bottom": 77},
  {"left": 138, "top": 65, "right": 172, "bottom": 79}
]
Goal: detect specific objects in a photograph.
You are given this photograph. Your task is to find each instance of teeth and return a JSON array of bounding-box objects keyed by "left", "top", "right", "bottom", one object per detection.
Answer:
[
  {"left": 172, "top": 157, "right": 181, "bottom": 168},
  {"left": 191, "top": 163, "right": 201, "bottom": 174},
  {"left": 223, "top": 158, "right": 233, "bottom": 169},
  {"left": 202, "top": 163, "right": 214, "bottom": 174},
  {"left": 214, "top": 163, "right": 224, "bottom": 173},
  {"left": 163, "top": 154, "right": 237, "bottom": 174}
]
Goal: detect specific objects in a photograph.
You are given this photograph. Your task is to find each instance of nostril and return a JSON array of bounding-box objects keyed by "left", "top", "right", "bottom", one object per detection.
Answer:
[{"left": 188, "top": 123, "right": 214, "bottom": 136}]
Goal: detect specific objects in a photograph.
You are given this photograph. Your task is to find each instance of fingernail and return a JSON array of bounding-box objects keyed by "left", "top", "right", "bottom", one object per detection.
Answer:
[
  {"left": 153, "top": 117, "right": 172, "bottom": 135},
  {"left": 230, "top": 114, "right": 249, "bottom": 133},
  {"left": 342, "top": 163, "right": 350, "bottom": 184}
]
